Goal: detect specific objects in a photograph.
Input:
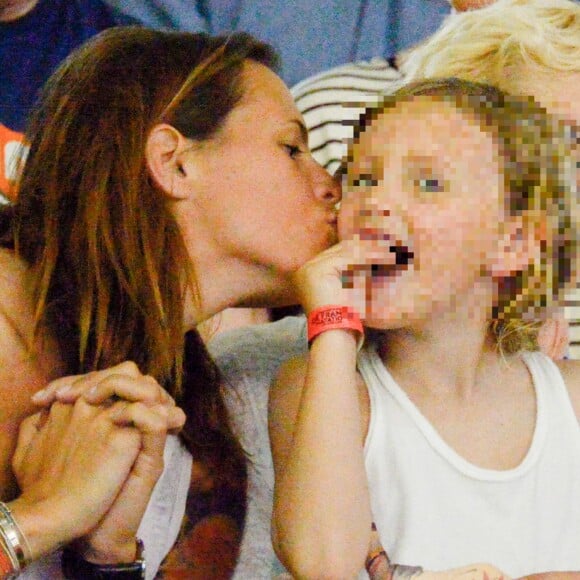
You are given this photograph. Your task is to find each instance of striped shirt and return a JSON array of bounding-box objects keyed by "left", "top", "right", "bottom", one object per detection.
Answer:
[{"left": 292, "top": 57, "right": 403, "bottom": 175}]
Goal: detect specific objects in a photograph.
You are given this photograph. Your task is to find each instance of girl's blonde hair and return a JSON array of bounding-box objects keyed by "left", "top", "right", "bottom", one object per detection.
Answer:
[
  {"left": 355, "top": 78, "right": 579, "bottom": 355},
  {"left": 402, "top": 0, "right": 580, "bottom": 90},
  {"left": 399, "top": 0, "right": 580, "bottom": 354}
]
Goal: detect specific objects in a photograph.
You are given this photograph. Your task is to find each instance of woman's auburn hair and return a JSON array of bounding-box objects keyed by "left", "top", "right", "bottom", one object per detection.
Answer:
[
  {"left": 0, "top": 27, "right": 278, "bottom": 502},
  {"left": 354, "top": 78, "right": 579, "bottom": 355}
]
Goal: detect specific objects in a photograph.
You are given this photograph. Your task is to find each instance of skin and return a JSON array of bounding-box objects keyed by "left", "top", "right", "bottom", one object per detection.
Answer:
[
  {"left": 270, "top": 99, "right": 580, "bottom": 579},
  {"left": 338, "top": 99, "right": 510, "bottom": 327},
  {"left": 155, "top": 61, "right": 339, "bottom": 325},
  {"left": 517, "top": 71, "right": 580, "bottom": 129},
  {"left": 1, "top": 60, "right": 340, "bottom": 568},
  {"left": 0, "top": 0, "right": 37, "bottom": 21}
]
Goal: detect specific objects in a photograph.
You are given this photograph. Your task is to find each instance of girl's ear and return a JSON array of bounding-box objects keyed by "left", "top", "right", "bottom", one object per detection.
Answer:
[
  {"left": 145, "top": 124, "right": 197, "bottom": 200},
  {"left": 489, "top": 216, "right": 544, "bottom": 278}
]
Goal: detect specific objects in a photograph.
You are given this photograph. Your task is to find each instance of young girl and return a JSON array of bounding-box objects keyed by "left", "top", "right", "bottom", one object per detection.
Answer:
[{"left": 269, "top": 78, "right": 580, "bottom": 579}]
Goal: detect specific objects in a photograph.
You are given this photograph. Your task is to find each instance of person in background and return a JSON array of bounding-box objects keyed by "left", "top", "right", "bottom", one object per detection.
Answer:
[
  {"left": 103, "top": 0, "right": 452, "bottom": 87},
  {"left": 208, "top": 0, "right": 580, "bottom": 577},
  {"left": 0, "top": 0, "right": 137, "bottom": 202}
]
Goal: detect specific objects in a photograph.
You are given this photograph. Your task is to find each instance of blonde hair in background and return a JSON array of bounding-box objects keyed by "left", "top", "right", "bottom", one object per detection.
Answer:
[
  {"left": 401, "top": 0, "right": 580, "bottom": 92},
  {"left": 399, "top": 0, "right": 580, "bottom": 355}
]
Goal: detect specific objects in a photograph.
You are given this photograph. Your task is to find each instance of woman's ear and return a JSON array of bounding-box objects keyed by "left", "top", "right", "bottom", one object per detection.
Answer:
[
  {"left": 146, "top": 124, "right": 196, "bottom": 200},
  {"left": 489, "top": 217, "right": 544, "bottom": 278}
]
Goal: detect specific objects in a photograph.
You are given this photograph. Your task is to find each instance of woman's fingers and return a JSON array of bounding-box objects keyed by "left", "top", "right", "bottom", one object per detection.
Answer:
[
  {"left": 109, "top": 402, "right": 173, "bottom": 484},
  {"left": 30, "top": 362, "right": 174, "bottom": 409},
  {"left": 82, "top": 374, "right": 172, "bottom": 406},
  {"left": 111, "top": 401, "right": 185, "bottom": 432},
  {"left": 11, "top": 411, "right": 47, "bottom": 470},
  {"left": 31, "top": 361, "right": 142, "bottom": 405}
]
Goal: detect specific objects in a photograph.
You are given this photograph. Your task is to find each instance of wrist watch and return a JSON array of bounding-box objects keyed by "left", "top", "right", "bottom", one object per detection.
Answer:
[{"left": 61, "top": 539, "right": 146, "bottom": 579}]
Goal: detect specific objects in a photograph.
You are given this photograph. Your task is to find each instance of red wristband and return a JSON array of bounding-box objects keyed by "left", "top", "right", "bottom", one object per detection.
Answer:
[
  {"left": 0, "top": 542, "right": 15, "bottom": 576},
  {"left": 307, "top": 305, "right": 364, "bottom": 349}
]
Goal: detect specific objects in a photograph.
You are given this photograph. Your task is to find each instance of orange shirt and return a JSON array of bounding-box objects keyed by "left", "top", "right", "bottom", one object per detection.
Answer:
[{"left": 0, "top": 123, "right": 26, "bottom": 202}]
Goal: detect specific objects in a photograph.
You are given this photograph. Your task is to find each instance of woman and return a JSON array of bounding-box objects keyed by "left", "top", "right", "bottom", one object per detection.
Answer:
[{"left": 0, "top": 27, "right": 339, "bottom": 577}]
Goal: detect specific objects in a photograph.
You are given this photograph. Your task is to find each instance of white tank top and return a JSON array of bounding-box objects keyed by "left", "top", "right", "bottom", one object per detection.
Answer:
[{"left": 358, "top": 346, "right": 580, "bottom": 577}]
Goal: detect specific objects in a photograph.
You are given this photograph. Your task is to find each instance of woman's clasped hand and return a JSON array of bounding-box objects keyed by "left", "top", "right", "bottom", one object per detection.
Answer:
[{"left": 10, "top": 362, "right": 185, "bottom": 565}]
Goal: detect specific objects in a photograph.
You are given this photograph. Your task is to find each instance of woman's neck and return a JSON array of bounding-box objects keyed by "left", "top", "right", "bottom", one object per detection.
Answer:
[{"left": 183, "top": 252, "right": 296, "bottom": 330}]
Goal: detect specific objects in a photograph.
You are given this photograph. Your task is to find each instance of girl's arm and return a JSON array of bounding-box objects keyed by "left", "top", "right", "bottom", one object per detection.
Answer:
[{"left": 270, "top": 344, "right": 372, "bottom": 579}]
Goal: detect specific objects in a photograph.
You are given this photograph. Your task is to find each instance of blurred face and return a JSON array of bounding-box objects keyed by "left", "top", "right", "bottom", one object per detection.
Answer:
[
  {"left": 517, "top": 71, "right": 580, "bottom": 187},
  {"left": 186, "top": 61, "right": 339, "bottom": 274},
  {"left": 338, "top": 98, "right": 507, "bottom": 328}
]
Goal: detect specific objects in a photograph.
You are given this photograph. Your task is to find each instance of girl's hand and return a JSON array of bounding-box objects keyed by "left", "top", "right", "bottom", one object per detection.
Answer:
[{"left": 292, "top": 239, "right": 394, "bottom": 315}]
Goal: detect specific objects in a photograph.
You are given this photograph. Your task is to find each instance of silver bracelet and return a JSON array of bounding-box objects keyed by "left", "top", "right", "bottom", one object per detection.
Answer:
[{"left": 0, "top": 502, "right": 32, "bottom": 572}]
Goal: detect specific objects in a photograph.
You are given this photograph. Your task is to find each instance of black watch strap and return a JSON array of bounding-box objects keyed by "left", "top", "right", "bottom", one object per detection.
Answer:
[{"left": 61, "top": 540, "right": 146, "bottom": 580}]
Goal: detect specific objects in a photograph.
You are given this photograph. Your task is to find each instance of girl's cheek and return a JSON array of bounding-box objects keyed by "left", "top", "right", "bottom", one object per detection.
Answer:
[{"left": 337, "top": 201, "right": 357, "bottom": 241}]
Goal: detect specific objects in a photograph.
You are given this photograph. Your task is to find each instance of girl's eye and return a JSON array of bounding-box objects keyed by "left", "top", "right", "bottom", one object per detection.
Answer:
[
  {"left": 413, "top": 175, "right": 445, "bottom": 198},
  {"left": 416, "top": 177, "right": 443, "bottom": 193},
  {"left": 285, "top": 144, "right": 301, "bottom": 158},
  {"left": 350, "top": 174, "right": 378, "bottom": 188}
]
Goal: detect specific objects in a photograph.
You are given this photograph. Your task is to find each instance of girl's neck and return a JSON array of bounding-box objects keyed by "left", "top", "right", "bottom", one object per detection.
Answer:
[{"left": 377, "top": 312, "right": 504, "bottom": 400}]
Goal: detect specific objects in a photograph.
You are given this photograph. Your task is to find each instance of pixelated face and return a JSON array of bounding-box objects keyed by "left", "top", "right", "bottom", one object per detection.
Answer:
[
  {"left": 185, "top": 61, "right": 339, "bottom": 275},
  {"left": 522, "top": 72, "right": 580, "bottom": 187},
  {"left": 339, "top": 98, "right": 510, "bottom": 328}
]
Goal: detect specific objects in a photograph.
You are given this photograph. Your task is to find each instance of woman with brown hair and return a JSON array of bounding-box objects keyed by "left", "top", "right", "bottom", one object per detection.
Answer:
[{"left": 0, "top": 26, "right": 339, "bottom": 578}]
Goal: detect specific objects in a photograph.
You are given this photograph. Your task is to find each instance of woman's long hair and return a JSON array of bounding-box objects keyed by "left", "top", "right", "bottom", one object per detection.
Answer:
[{"left": 0, "top": 27, "right": 279, "bottom": 526}]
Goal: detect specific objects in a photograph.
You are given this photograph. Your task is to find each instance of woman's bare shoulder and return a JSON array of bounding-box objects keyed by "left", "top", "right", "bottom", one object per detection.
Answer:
[
  {"left": 0, "top": 248, "right": 34, "bottom": 345},
  {"left": 554, "top": 359, "right": 580, "bottom": 421},
  {"left": 0, "top": 248, "right": 62, "bottom": 387},
  {"left": 0, "top": 247, "right": 30, "bottom": 307}
]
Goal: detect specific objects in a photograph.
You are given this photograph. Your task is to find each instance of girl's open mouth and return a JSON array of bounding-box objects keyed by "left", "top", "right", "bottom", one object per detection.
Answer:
[{"left": 370, "top": 245, "right": 414, "bottom": 278}]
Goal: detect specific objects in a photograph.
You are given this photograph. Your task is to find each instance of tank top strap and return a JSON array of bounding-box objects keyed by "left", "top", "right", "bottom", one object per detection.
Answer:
[{"left": 522, "top": 351, "right": 579, "bottom": 430}]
